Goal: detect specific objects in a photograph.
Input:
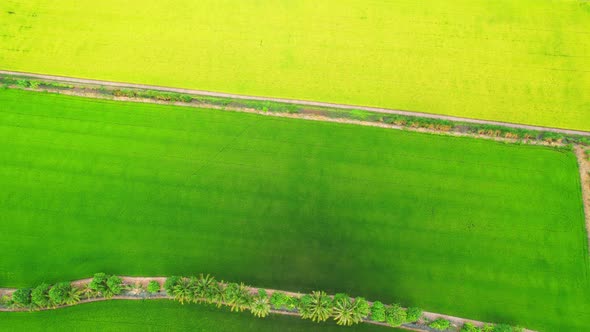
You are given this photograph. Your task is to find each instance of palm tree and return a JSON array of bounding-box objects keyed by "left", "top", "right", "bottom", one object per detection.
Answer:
[
  {"left": 80, "top": 283, "right": 96, "bottom": 299},
  {"left": 172, "top": 278, "right": 194, "bottom": 304},
  {"left": 193, "top": 274, "right": 216, "bottom": 304},
  {"left": 250, "top": 294, "right": 271, "bottom": 318},
  {"left": 351, "top": 297, "right": 370, "bottom": 324},
  {"left": 224, "top": 283, "right": 252, "bottom": 312},
  {"left": 333, "top": 294, "right": 355, "bottom": 326},
  {"left": 65, "top": 286, "right": 82, "bottom": 305},
  {"left": 210, "top": 281, "right": 225, "bottom": 307},
  {"left": 301, "top": 291, "right": 333, "bottom": 323}
]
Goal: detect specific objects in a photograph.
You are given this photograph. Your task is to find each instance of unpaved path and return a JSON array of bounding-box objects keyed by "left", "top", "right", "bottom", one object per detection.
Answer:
[
  {"left": 574, "top": 146, "right": 590, "bottom": 247},
  {"left": 1, "top": 70, "right": 588, "bottom": 137},
  {"left": 0, "top": 276, "right": 536, "bottom": 332}
]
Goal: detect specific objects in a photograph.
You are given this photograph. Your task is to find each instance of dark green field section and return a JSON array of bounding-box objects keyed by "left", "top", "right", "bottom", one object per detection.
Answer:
[
  {"left": 0, "top": 300, "right": 392, "bottom": 331},
  {"left": 0, "top": 89, "right": 588, "bottom": 330}
]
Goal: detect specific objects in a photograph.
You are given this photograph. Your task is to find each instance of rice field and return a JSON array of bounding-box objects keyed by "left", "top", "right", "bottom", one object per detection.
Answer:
[
  {"left": 0, "top": 0, "right": 589, "bottom": 130},
  {"left": 0, "top": 89, "right": 588, "bottom": 330}
]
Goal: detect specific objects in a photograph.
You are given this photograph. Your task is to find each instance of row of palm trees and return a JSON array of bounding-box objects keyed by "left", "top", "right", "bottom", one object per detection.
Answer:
[
  {"left": 3, "top": 273, "right": 421, "bottom": 328},
  {"left": 163, "top": 275, "right": 419, "bottom": 327}
]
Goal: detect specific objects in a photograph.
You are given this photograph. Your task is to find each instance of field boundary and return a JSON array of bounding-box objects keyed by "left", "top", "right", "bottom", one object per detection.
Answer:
[
  {"left": 0, "top": 276, "right": 534, "bottom": 332},
  {"left": 0, "top": 70, "right": 588, "bottom": 137},
  {"left": 574, "top": 146, "right": 590, "bottom": 249}
]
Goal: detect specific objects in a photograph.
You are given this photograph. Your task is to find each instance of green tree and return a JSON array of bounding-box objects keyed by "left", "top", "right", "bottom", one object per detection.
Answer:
[
  {"left": 250, "top": 291, "right": 271, "bottom": 318},
  {"left": 147, "top": 280, "right": 161, "bottom": 294},
  {"left": 48, "top": 282, "right": 72, "bottom": 307},
  {"left": 385, "top": 304, "right": 407, "bottom": 327},
  {"left": 31, "top": 283, "right": 51, "bottom": 309},
  {"left": 429, "top": 318, "right": 451, "bottom": 331},
  {"left": 11, "top": 288, "right": 32, "bottom": 308},
  {"left": 300, "top": 291, "right": 333, "bottom": 323},
  {"left": 406, "top": 307, "right": 423, "bottom": 323},
  {"left": 370, "top": 301, "right": 386, "bottom": 322}
]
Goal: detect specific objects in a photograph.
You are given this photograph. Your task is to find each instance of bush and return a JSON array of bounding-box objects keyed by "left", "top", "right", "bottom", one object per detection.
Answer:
[
  {"left": 147, "top": 280, "right": 161, "bottom": 294},
  {"left": 370, "top": 301, "right": 386, "bottom": 322},
  {"left": 270, "top": 291, "right": 289, "bottom": 309},
  {"left": 385, "top": 303, "right": 407, "bottom": 327},
  {"left": 106, "top": 275, "right": 123, "bottom": 296},
  {"left": 11, "top": 288, "right": 32, "bottom": 307},
  {"left": 31, "top": 283, "right": 51, "bottom": 308},
  {"left": 461, "top": 322, "right": 480, "bottom": 332},
  {"left": 164, "top": 276, "right": 181, "bottom": 294},
  {"left": 88, "top": 273, "right": 109, "bottom": 296},
  {"left": 48, "top": 282, "right": 72, "bottom": 306},
  {"left": 493, "top": 324, "right": 522, "bottom": 332},
  {"left": 429, "top": 318, "right": 451, "bottom": 331},
  {"left": 406, "top": 307, "right": 422, "bottom": 322}
]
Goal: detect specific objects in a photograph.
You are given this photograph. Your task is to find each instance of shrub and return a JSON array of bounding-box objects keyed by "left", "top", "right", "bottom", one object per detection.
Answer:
[
  {"left": 493, "top": 324, "right": 522, "bottom": 332},
  {"left": 147, "top": 280, "right": 161, "bottom": 294},
  {"left": 48, "top": 282, "right": 72, "bottom": 306},
  {"left": 385, "top": 303, "right": 407, "bottom": 327},
  {"left": 31, "top": 283, "right": 51, "bottom": 308},
  {"left": 370, "top": 301, "right": 386, "bottom": 322},
  {"left": 270, "top": 291, "right": 289, "bottom": 309},
  {"left": 29, "top": 80, "right": 40, "bottom": 89},
  {"left": 429, "top": 318, "right": 451, "bottom": 331},
  {"left": 406, "top": 307, "right": 422, "bottom": 322},
  {"left": 86, "top": 273, "right": 122, "bottom": 298},
  {"left": 106, "top": 275, "right": 123, "bottom": 297},
  {"left": 11, "top": 288, "right": 32, "bottom": 308},
  {"left": 88, "top": 273, "right": 109, "bottom": 296},
  {"left": 461, "top": 322, "right": 480, "bottom": 332},
  {"left": 164, "top": 276, "right": 181, "bottom": 294}
]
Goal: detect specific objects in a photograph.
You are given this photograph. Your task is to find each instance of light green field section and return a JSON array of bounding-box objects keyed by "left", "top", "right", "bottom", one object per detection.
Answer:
[
  {"left": 0, "top": 89, "right": 588, "bottom": 330},
  {"left": 0, "top": 1, "right": 589, "bottom": 130}
]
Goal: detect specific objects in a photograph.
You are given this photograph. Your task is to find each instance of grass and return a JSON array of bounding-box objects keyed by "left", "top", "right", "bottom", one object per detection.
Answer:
[
  {"left": 1, "top": 1, "right": 589, "bottom": 130},
  {"left": 0, "top": 300, "right": 393, "bottom": 331},
  {"left": 0, "top": 89, "right": 588, "bottom": 331}
]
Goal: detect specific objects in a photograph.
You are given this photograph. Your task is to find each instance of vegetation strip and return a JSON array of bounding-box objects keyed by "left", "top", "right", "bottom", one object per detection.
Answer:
[
  {"left": 0, "top": 274, "right": 532, "bottom": 332},
  {"left": 0, "top": 70, "right": 588, "bottom": 138}
]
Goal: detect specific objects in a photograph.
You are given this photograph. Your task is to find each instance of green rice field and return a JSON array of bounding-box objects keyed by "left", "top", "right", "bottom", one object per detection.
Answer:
[
  {"left": 1, "top": 1, "right": 589, "bottom": 130},
  {"left": 0, "top": 89, "right": 588, "bottom": 330},
  {"left": 0, "top": 300, "right": 392, "bottom": 332}
]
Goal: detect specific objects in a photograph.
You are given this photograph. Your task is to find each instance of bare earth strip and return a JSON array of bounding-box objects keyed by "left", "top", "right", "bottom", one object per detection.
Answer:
[
  {"left": 574, "top": 146, "right": 590, "bottom": 248},
  {"left": 1, "top": 70, "right": 588, "bottom": 137},
  {"left": 0, "top": 277, "right": 536, "bottom": 332}
]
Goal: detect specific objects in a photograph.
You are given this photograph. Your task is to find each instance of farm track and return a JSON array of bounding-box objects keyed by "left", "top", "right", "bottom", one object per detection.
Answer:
[
  {"left": 574, "top": 146, "right": 590, "bottom": 249},
  {"left": 1, "top": 70, "right": 588, "bottom": 137},
  {"left": 0, "top": 276, "right": 536, "bottom": 332}
]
